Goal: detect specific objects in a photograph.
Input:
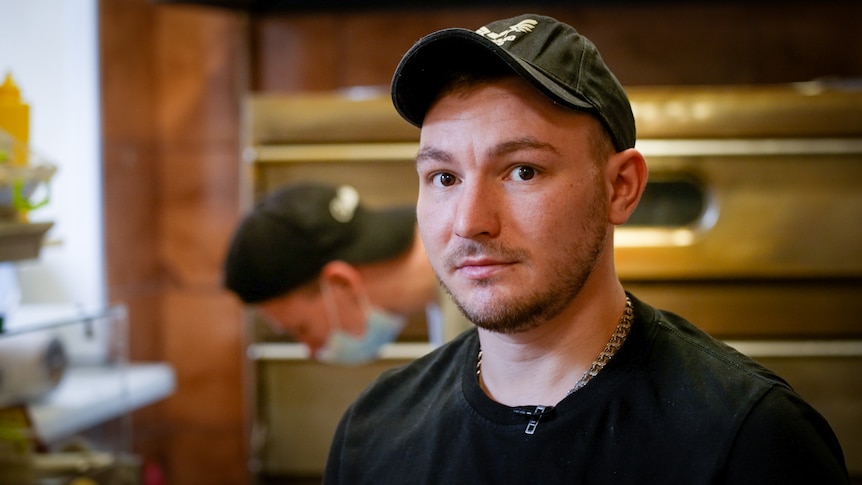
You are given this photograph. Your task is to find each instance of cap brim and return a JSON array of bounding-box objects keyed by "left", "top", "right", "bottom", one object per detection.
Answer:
[{"left": 392, "top": 28, "right": 595, "bottom": 127}]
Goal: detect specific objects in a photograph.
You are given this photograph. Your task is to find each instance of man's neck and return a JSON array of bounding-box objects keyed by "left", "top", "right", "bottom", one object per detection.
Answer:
[{"left": 476, "top": 286, "right": 628, "bottom": 406}]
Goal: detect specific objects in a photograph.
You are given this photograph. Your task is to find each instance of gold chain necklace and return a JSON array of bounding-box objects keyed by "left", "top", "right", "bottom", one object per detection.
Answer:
[{"left": 476, "top": 297, "right": 633, "bottom": 396}]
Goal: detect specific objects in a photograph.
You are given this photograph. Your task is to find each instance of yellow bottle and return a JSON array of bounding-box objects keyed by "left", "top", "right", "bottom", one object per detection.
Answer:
[{"left": 0, "top": 72, "right": 30, "bottom": 166}]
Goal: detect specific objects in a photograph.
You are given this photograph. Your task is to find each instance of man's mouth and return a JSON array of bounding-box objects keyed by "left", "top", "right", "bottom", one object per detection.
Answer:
[{"left": 454, "top": 256, "right": 515, "bottom": 280}]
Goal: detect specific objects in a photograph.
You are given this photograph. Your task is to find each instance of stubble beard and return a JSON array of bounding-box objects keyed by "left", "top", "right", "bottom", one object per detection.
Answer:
[{"left": 436, "top": 194, "right": 610, "bottom": 335}]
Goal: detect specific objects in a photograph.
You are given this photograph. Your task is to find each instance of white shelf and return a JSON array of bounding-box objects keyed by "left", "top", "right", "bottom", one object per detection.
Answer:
[
  {"left": 28, "top": 363, "right": 176, "bottom": 443},
  {"left": 247, "top": 342, "right": 435, "bottom": 361}
]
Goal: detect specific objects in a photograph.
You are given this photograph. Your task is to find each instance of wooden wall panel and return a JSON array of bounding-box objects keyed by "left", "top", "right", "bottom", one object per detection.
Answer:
[
  {"left": 101, "top": 0, "right": 162, "bottom": 364},
  {"left": 253, "top": 4, "right": 862, "bottom": 92},
  {"left": 102, "top": 1, "right": 249, "bottom": 483},
  {"left": 252, "top": 15, "right": 342, "bottom": 91}
]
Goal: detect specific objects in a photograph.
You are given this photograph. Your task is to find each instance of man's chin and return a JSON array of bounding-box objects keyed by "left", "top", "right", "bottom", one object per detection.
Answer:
[{"left": 454, "top": 298, "right": 547, "bottom": 335}]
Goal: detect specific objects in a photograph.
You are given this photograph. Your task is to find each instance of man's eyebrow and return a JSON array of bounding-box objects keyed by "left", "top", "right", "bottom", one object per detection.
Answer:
[
  {"left": 491, "top": 137, "right": 560, "bottom": 158},
  {"left": 415, "top": 137, "right": 560, "bottom": 166},
  {"left": 415, "top": 146, "right": 452, "bottom": 165}
]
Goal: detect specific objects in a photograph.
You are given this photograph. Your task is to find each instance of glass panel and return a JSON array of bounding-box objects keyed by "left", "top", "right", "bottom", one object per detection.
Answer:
[{"left": 625, "top": 177, "right": 706, "bottom": 227}]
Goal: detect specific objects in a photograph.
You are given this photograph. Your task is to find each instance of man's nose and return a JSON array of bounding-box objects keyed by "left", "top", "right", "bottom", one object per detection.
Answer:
[{"left": 453, "top": 180, "right": 500, "bottom": 240}]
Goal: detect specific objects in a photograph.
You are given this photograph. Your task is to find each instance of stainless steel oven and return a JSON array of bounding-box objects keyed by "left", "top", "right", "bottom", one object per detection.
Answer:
[{"left": 242, "top": 83, "right": 862, "bottom": 480}]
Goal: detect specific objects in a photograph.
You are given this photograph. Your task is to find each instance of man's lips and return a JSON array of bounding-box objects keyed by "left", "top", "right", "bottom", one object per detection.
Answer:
[
  {"left": 444, "top": 242, "right": 527, "bottom": 280},
  {"left": 454, "top": 257, "right": 514, "bottom": 279}
]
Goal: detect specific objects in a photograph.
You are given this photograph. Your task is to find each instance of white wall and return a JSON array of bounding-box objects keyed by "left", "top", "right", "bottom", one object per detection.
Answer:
[{"left": 0, "top": 0, "right": 104, "bottom": 308}]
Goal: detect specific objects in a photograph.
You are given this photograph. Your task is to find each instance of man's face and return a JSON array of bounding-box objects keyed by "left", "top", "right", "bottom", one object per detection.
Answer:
[
  {"left": 256, "top": 286, "right": 332, "bottom": 356},
  {"left": 415, "top": 76, "right": 612, "bottom": 334}
]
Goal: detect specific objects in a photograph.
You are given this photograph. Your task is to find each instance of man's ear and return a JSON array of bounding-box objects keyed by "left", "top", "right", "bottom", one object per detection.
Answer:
[{"left": 606, "top": 148, "right": 648, "bottom": 226}]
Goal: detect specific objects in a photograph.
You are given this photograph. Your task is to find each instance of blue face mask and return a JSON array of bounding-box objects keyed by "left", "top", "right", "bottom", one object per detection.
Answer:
[{"left": 316, "top": 284, "right": 405, "bottom": 365}]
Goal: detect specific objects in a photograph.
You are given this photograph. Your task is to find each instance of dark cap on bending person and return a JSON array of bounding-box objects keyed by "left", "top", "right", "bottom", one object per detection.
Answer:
[{"left": 224, "top": 183, "right": 416, "bottom": 303}]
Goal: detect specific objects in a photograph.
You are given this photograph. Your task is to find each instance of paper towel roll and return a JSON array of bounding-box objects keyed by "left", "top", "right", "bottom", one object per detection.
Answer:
[{"left": 0, "top": 332, "right": 68, "bottom": 406}]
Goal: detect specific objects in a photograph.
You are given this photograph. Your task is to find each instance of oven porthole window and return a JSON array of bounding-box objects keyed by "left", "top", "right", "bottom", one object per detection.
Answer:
[{"left": 625, "top": 177, "right": 707, "bottom": 228}]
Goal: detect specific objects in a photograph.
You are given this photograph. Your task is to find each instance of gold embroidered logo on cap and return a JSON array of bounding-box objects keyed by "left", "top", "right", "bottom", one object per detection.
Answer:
[{"left": 476, "top": 19, "right": 538, "bottom": 46}]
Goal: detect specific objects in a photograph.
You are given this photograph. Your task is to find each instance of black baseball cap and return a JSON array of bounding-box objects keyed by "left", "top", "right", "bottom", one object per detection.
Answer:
[
  {"left": 224, "top": 183, "right": 416, "bottom": 303},
  {"left": 391, "top": 13, "right": 635, "bottom": 152}
]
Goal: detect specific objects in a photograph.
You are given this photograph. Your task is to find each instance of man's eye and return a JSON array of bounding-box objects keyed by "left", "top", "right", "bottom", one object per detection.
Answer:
[
  {"left": 432, "top": 172, "right": 457, "bottom": 187},
  {"left": 511, "top": 166, "right": 536, "bottom": 181}
]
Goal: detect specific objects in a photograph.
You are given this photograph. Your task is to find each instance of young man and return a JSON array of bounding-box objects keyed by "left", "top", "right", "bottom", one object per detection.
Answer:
[
  {"left": 223, "top": 182, "right": 469, "bottom": 364},
  {"left": 323, "top": 14, "right": 849, "bottom": 483}
]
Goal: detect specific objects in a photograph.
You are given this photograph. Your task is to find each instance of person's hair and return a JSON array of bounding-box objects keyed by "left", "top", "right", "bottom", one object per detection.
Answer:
[
  {"left": 435, "top": 70, "right": 616, "bottom": 164},
  {"left": 294, "top": 276, "right": 322, "bottom": 296}
]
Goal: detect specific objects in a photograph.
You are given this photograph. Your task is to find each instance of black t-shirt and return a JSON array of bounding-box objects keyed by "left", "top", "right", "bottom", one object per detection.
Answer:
[{"left": 324, "top": 294, "right": 848, "bottom": 484}]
